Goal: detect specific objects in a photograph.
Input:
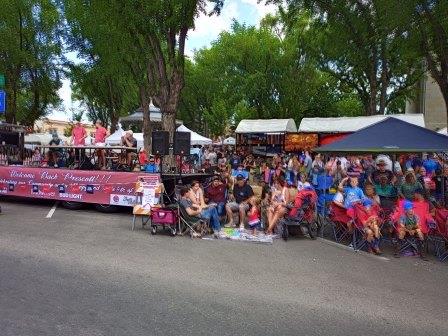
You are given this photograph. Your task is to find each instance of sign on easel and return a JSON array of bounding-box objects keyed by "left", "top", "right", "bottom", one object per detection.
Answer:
[{"left": 133, "top": 175, "right": 162, "bottom": 215}]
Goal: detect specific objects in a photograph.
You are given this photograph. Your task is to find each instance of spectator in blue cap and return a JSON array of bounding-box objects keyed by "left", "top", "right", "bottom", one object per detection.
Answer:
[{"left": 396, "top": 200, "right": 426, "bottom": 259}]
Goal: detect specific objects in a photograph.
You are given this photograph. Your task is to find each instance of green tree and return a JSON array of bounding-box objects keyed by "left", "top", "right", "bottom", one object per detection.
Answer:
[
  {"left": 0, "top": 0, "right": 63, "bottom": 125},
  {"left": 63, "top": 0, "right": 224, "bottom": 152},
  {"left": 271, "top": 0, "right": 423, "bottom": 115},
  {"left": 407, "top": 0, "right": 448, "bottom": 129}
]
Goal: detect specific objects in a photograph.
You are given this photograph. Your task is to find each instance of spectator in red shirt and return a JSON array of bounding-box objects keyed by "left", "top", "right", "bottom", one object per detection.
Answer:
[
  {"left": 206, "top": 176, "right": 227, "bottom": 217},
  {"left": 71, "top": 121, "right": 87, "bottom": 146},
  {"left": 94, "top": 120, "right": 109, "bottom": 169}
]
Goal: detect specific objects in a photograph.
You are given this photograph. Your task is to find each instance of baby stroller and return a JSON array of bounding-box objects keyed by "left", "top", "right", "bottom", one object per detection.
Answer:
[{"left": 281, "top": 188, "right": 318, "bottom": 241}]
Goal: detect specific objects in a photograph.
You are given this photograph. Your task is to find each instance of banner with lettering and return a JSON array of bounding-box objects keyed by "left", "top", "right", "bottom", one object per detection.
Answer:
[{"left": 0, "top": 166, "right": 160, "bottom": 207}]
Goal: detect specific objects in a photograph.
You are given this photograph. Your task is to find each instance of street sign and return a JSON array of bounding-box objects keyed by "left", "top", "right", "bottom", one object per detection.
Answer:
[
  {"left": 0, "top": 75, "right": 4, "bottom": 87},
  {"left": 0, "top": 90, "right": 5, "bottom": 113}
]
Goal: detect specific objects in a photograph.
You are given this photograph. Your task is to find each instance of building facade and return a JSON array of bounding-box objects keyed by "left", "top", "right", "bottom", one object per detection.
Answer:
[
  {"left": 406, "top": 73, "right": 447, "bottom": 131},
  {"left": 34, "top": 118, "right": 96, "bottom": 137}
]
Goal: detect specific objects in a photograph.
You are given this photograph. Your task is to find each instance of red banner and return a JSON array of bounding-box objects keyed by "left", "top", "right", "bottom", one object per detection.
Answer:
[{"left": 0, "top": 166, "right": 159, "bottom": 207}]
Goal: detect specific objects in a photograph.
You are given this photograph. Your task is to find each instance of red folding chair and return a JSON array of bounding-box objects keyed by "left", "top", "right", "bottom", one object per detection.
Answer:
[
  {"left": 431, "top": 208, "right": 448, "bottom": 261},
  {"left": 391, "top": 200, "right": 435, "bottom": 257},
  {"left": 328, "top": 202, "right": 352, "bottom": 244}
]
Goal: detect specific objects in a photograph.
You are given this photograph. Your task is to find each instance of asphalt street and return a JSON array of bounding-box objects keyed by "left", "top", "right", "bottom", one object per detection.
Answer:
[{"left": 0, "top": 198, "right": 447, "bottom": 336}]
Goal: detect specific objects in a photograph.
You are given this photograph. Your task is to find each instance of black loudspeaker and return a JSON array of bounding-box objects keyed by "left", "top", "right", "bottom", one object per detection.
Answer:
[
  {"left": 174, "top": 132, "right": 191, "bottom": 155},
  {"left": 152, "top": 131, "right": 169, "bottom": 155}
]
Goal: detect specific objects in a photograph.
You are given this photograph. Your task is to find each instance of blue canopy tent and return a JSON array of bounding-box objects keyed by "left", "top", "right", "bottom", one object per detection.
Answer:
[{"left": 314, "top": 117, "right": 448, "bottom": 153}]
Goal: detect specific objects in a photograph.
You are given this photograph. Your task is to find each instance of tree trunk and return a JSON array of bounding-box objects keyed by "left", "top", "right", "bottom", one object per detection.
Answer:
[
  {"left": 161, "top": 104, "right": 177, "bottom": 170},
  {"left": 140, "top": 86, "right": 151, "bottom": 154},
  {"left": 110, "top": 114, "right": 119, "bottom": 134}
]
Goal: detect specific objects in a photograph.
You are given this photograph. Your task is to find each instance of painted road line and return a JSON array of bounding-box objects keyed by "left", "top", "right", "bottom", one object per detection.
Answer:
[
  {"left": 46, "top": 202, "right": 58, "bottom": 219},
  {"left": 317, "top": 237, "right": 390, "bottom": 262}
]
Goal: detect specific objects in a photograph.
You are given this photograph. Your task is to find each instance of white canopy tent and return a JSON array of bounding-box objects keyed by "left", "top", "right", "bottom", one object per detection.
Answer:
[
  {"left": 106, "top": 127, "right": 144, "bottom": 148},
  {"left": 235, "top": 119, "right": 297, "bottom": 134},
  {"left": 223, "top": 136, "right": 236, "bottom": 145},
  {"left": 176, "top": 124, "right": 212, "bottom": 146},
  {"left": 298, "top": 114, "right": 426, "bottom": 133}
]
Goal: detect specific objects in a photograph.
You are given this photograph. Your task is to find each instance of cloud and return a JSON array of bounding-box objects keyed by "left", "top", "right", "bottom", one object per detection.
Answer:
[
  {"left": 187, "top": 1, "right": 239, "bottom": 54},
  {"left": 240, "top": 0, "right": 278, "bottom": 22}
]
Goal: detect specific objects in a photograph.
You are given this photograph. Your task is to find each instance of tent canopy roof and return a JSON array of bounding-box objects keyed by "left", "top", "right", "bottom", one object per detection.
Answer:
[
  {"left": 235, "top": 119, "right": 297, "bottom": 134},
  {"left": 315, "top": 117, "right": 448, "bottom": 153},
  {"left": 299, "top": 114, "right": 425, "bottom": 133},
  {"left": 176, "top": 124, "right": 212, "bottom": 145}
]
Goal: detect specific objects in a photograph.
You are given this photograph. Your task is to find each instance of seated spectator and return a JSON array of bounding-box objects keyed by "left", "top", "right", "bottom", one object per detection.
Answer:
[
  {"left": 333, "top": 190, "right": 345, "bottom": 208},
  {"left": 225, "top": 175, "right": 254, "bottom": 228},
  {"left": 398, "top": 171, "right": 423, "bottom": 201},
  {"left": 188, "top": 180, "right": 206, "bottom": 208},
  {"left": 360, "top": 198, "right": 381, "bottom": 255},
  {"left": 338, "top": 176, "right": 366, "bottom": 209},
  {"left": 369, "top": 158, "right": 396, "bottom": 185},
  {"left": 395, "top": 200, "right": 426, "bottom": 259},
  {"left": 374, "top": 174, "right": 396, "bottom": 211},
  {"left": 145, "top": 157, "right": 159, "bottom": 173},
  {"left": 266, "top": 177, "right": 290, "bottom": 234},
  {"left": 364, "top": 183, "right": 380, "bottom": 206},
  {"left": 232, "top": 164, "right": 249, "bottom": 181},
  {"left": 247, "top": 196, "right": 262, "bottom": 235},
  {"left": 205, "top": 176, "right": 227, "bottom": 217},
  {"left": 179, "top": 186, "right": 221, "bottom": 235}
]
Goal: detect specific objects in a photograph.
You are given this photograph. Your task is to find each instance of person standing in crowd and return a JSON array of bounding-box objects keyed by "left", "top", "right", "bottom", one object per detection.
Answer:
[
  {"left": 206, "top": 176, "right": 227, "bottom": 219},
  {"left": 71, "top": 120, "right": 87, "bottom": 166},
  {"left": 71, "top": 120, "right": 87, "bottom": 146},
  {"left": 230, "top": 151, "right": 241, "bottom": 170},
  {"left": 303, "top": 150, "right": 313, "bottom": 177},
  {"left": 121, "top": 130, "right": 137, "bottom": 166},
  {"left": 206, "top": 146, "right": 217, "bottom": 166},
  {"left": 94, "top": 120, "right": 108, "bottom": 170},
  {"left": 48, "top": 133, "right": 62, "bottom": 167},
  {"left": 225, "top": 175, "right": 254, "bottom": 228},
  {"left": 331, "top": 159, "right": 346, "bottom": 187}
]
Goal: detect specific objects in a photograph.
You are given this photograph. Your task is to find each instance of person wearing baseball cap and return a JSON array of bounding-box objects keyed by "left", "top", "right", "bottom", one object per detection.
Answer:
[
  {"left": 225, "top": 174, "right": 254, "bottom": 228},
  {"left": 396, "top": 200, "right": 426, "bottom": 259}
]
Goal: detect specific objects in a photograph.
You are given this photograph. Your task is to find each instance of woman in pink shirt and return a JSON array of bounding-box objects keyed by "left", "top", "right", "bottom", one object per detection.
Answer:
[
  {"left": 71, "top": 121, "right": 87, "bottom": 146},
  {"left": 94, "top": 120, "right": 108, "bottom": 169},
  {"left": 71, "top": 121, "right": 87, "bottom": 167}
]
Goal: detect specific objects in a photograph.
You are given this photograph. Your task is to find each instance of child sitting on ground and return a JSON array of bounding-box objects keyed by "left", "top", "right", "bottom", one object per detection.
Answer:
[{"left": 247, "top": 196, "right": 261, "bottom": 235}]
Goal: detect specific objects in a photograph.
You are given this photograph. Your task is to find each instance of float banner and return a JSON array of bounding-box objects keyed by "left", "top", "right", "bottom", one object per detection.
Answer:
[{"left": 0, "top": 166, "right": 160, "bottom": 207}]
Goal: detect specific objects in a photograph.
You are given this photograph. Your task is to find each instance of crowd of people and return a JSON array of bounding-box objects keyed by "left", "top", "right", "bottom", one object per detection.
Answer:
[{"left": 174, "top": 145, "right": 448, "bottom": 257}]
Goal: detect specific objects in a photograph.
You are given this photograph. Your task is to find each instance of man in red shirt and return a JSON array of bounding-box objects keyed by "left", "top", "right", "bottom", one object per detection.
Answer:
[
  {"left": 94, "top": 120, "right": 108, "bottom": 169},
  {"left": 205, "top": 176, "right": 227, "bottom": 217}
]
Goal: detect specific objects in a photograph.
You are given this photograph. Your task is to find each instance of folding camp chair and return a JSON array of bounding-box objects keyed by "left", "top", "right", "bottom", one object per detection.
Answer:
[
  {"left": 328, "top": 203, "right": 352, "bottom": 244},
  {"left": 431, "top": 208, "right": 448, "bottom": 261},
  {"left": 349, "top": 203, "right": 382, "bottom": 252},
  {"left": 391, "top": 200, "right": 435, "bottom": 257},
  {"left": 178, "top": 204, "right": 210, "bottom": 238}
]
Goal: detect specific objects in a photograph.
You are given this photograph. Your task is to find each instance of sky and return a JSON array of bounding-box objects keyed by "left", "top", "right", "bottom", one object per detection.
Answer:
[{"left": 51, "top": 0, "right": 277, "bottom": 121}]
